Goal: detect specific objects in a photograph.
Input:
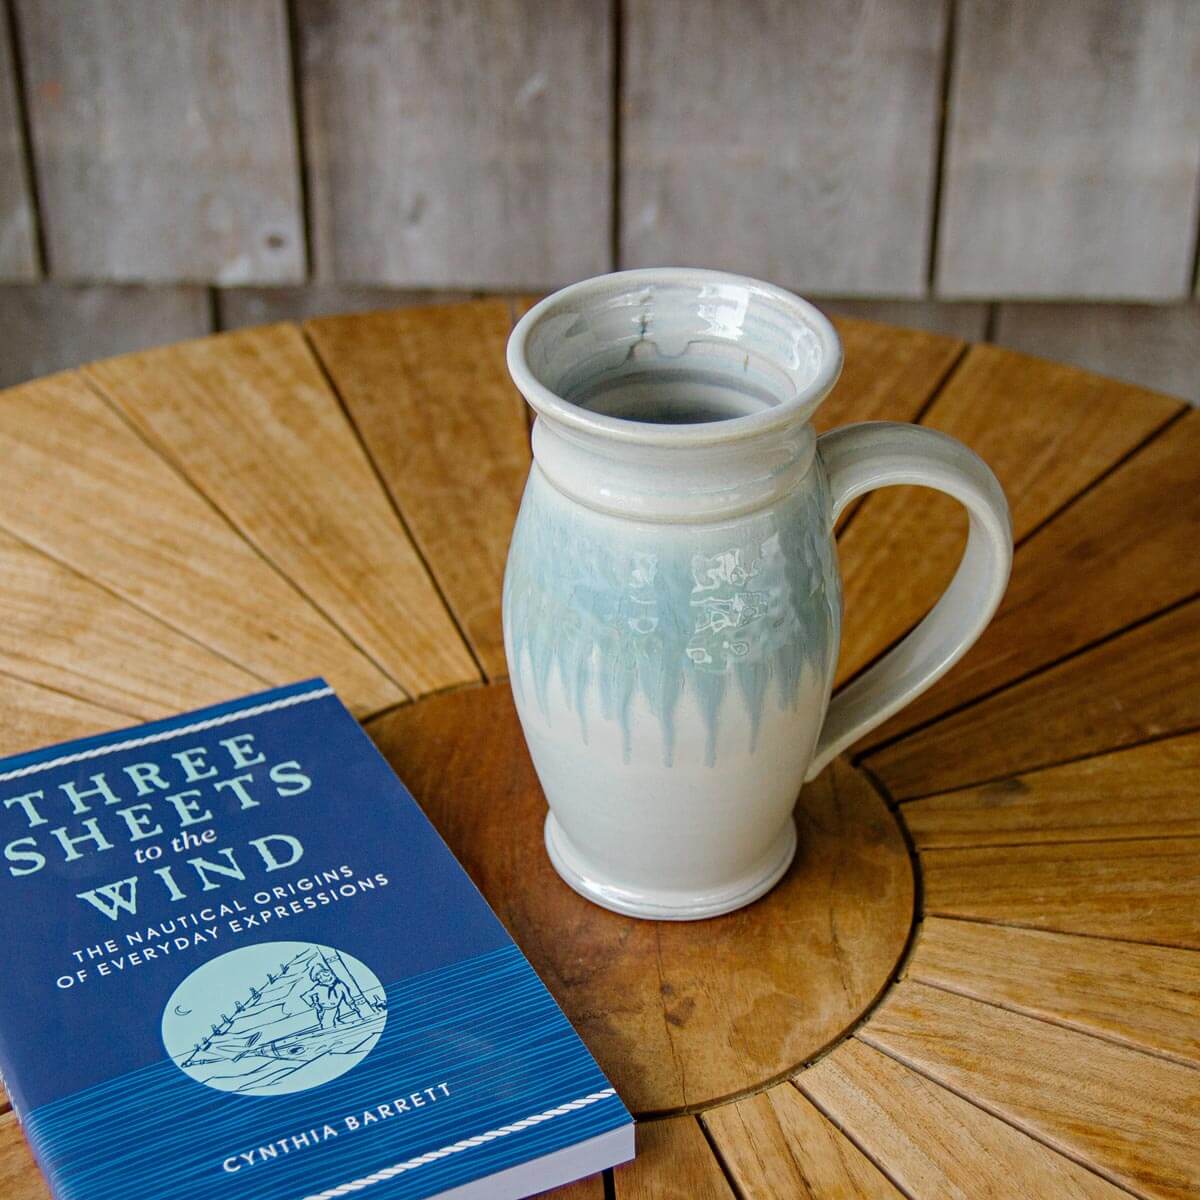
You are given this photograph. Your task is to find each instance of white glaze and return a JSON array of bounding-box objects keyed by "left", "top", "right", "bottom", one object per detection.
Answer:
[{"left": 504, "top": 269, "right": 1012, "bottom": 920}]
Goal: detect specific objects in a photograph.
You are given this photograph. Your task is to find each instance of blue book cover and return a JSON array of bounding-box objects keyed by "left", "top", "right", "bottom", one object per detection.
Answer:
[{"left": 0, "top": 679, "right": 634, "bottom": 1199}]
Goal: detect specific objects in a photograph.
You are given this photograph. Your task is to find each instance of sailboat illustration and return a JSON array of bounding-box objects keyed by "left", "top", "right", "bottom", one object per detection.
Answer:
[{"left": 168, "top": 944, "right": 387, "bottom": 1095}]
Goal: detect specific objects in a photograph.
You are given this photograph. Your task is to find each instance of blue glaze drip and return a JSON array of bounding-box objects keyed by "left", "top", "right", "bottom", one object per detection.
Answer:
[{"left": 503, "top": 469, "right": 840, "bottom": 768}]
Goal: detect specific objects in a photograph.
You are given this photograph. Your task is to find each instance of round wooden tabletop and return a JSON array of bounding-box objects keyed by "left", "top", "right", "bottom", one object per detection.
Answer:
[{"left": 0, "top": 300, "right": 1196, "bottom": 1200}]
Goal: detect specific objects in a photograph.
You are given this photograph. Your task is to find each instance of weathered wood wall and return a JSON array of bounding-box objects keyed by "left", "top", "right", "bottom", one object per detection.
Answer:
[
  {"left": 1, "top": 0, "right": 1198, "bottom": 398},
  {"left": 937, "top": 0, "right": 1200, "bottom": 300}
]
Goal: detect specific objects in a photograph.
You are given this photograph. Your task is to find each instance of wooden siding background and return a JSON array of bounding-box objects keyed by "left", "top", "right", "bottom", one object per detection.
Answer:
[{"left": 0, "top": 0, "right": 1198, "bottom": 400}]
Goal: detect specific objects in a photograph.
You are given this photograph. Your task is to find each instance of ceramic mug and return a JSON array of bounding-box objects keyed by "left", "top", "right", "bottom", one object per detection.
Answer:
[{"left": 503, "top": 269, "right": 1011, "bottom": 920}]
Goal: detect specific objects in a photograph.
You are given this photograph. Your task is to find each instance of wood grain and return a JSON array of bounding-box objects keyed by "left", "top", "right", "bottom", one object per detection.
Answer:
[
  {"left": 921, "top": 836, "right": 1200, "bottom": 948},
  {"left": 0, "top": 301, "right": 1195, "bottom": 1194},
  {"left": 0, "top": 527, "right": 261, "bottom": 718},
  {"left": 819, "top": 318, "right": 964, "bottom": 433},
  {"left": 620, "top": 0, "right": 946, "bottom": 296},
  {"left": 834, "top": 344, "right": 1182, "bottom": 687},
  {"left": 0, "top": 672, "right": 129, "bottom": 759},
  {"left": 0, "top": 11, "right": 36, "bottom": 279},
  {"left": 0, "top": 1114, "right": 47, "bottom": 1200},
  {"left": 860, "top": 981, "right": 1200, "bottom": 1199},
  {"left": 904, "top": 734, "right": 1200, "bottom": 848},
  {"left": 87, "top": 322, "right": 479, "bottom": 699},
  {"left": 307, "top": 301, "right": 529, "bottom": 679},
  {"left": 799, "top": 1038, "right": 1131, "bottom": 1200},
  {"left": 544, "top": 1171, "right": 606, "bottom": 1200},
  {"left": 865, "top": 597, "right": 1200, "bottom": 799},
  {"left": 0, "top": 370, "right": 399, "bottom": 716},
  {"left": 298, "top": 0, "right": 611, "bottom": 287},
  {"left": 995, "top": 302, "right": 1200, "bottom": 405},
  {"left": 703, "top": 1083, "right": 905, "bottom": 1198},
  {"left": 864, "top": 408, "right": 1200, "bottom": 741},
  {"left": 936, "top": 0, "right": 1200, "bottom": 299},
  {"left": 0, "top": 285, "right": 210, "bottom": 390},
  {"left": 613, "top": 1117, "right": 732, "bottom": 1200},
  {"left": 16, "top": 0, "right": 304, "bottom": 282},
  {"left": 909, "top": 918, "right": 1200, "bottom": 1066},
  {"left": 368, "top": 684, "right": 913, "bottom": 1115}
]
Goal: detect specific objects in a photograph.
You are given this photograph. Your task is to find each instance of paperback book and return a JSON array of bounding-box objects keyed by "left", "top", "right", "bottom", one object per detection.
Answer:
[{"left": 0, "top": 679, "right": 633, "bottom": 1199}]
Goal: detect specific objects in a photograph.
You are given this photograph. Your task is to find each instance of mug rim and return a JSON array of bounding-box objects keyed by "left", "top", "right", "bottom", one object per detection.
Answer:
[{"left": 507, "top": 268, "right": 844, "bottom": 447}]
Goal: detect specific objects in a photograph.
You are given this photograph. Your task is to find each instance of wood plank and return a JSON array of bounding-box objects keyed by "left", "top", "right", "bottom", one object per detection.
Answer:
[
  {"left": 368, "top": 686, "right": 914, "bottom": 1115},
  {"left": 799, "top": 1038, "right": 1133, "bottom": 1200},
  {"left": 298, "top": 0, "right": 611, "bottom": 287},
  {"left": 17, "top": 0, "right": 303, "bottom": 282},
  {"left": 0, "top": 285, "right": 210, "bottom": 389},
  {"left": 921, "top": 836, "right": 1200, "bottom": 949},
  {"left": 909, "top": 918, "right": 1200, "bottom": 1067},
  {"left": 543, "top": 1173, "right": 606, "bottom": 1200},
  {"left": 216, "top": 287, "right": 476, "bottom": 331},
  {"left": 0, "top": 11, "right": 36, "bottom": 279},
  {"left": 88, "top": 322, "right": 479, "bottom": 699},
  {"left": 995, "top": 303, "right": 1200, "bottom": 405},
  {"left": 860, "top": 981, "right": 1200, "bottom": 1199},
  {"left": 936, "top": 0, "right": 1200, "bottom": 299},
  {"left": 0, "top": 1113, "right": 47, "bottom": 1200},
  {"left": 0, "top": 371, "right": 399, "bottom": 717},
  {"left": 306, "top": 302, "right": 531, "bottom": 679},
  {"left": 865, "top": 596, "right": 1200, "bottom": 799},
  {"left": 0, "top": 527, "right": 261, "bottom": 718},
  {"left": 508, "top": 294, "right": 543, "bottom": 326},
  {"left": 863, "top": 409, "right": 1200, "bottom": 740},
  {"left": 833, "top": 344, "right": 1181, "bottom": 686},
  {"left": 703, "top": 1083, "right": 905, "bottom": 1198},
  {"left": 819, "top": 318, "right": 964, "bottom": 434},
  {"left": 0, "top": 672, "right": 130, "bottom": 759},
  {"left": 819, "top": 299, "right": 989, "bottom": 343},
  {"left": 904, "top": 734, "right": 1200, "bottom": 848},
  {"left": 620, "top": 0, "right": 946, "bottom": 296},
  {"left": 613, "top": 1117, "right": 732, "bottom": 1200}
]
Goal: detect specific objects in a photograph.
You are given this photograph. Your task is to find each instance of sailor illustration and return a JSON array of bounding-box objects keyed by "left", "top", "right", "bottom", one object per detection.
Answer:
[{"left": 302, "top": 963, "right": 357, "bottom": 1028}]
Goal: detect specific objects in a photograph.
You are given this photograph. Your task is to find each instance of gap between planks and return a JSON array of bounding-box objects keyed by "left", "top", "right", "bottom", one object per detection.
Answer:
[
  {"left": 297, "top": 322, "right": 488, "bottom": 684},
  {"left": 80, "top": 353, "right": 426, "bottom": 703},
  {"left": 778, "top": 1078, "right": 922, "bottom": 1200},
  {"left": 877, "top": 718, "right": 1200, "bottom": 808},
  {"left": 0, "top": 487, "right": 278, "bottom": 700},
  {"left": 361, "top": 675, "right": 493, "bottom": 729},
  {"left": 791, "top": 1046, "right": 1147, "bottom": 1200},
  {"left": 910, "top": 908, "right": 1200, "bottom": 958},
  {"left": 999, "top": 402, "right": 1188, "bottom": 552},
  {"left": 838, "top": 1032, "right": 1151, "bottom": 1200},
  {"left": 832, "top": 337, "right": 972, "bottom": 545},
  {"left": 620, "top": 759, "right": 926, "bottom": 1124},
  {"left": 0, "top": 522, "right": 272, "bottom": 720},
  {"left": 833, "top": 376, "right": 1187, "bottom": 701},
  {"left": 694, "top": 1113, "right": 749, "bottom": 1200},
  {"left": 855, "top": 591, "right": 1200, "bottom": 786},
  {"left": 902, "top": 967, "right": 1200, "bottom": 1075}
]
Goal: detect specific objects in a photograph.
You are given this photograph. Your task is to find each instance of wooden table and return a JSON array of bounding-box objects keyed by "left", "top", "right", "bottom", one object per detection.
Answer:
[{"left": 0, "top": 301, "right": 1196, "bottom": 1199}]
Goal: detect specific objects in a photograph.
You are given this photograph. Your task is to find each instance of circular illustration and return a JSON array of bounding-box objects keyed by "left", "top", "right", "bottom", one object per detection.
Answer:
[{"left": 162, "top": 942, "right": 387, "bottom": 1096}]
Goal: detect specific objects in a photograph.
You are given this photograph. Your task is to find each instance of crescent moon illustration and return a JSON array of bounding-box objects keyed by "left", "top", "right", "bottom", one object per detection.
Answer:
[{"left": 174, "top": 1005, "right": 192, "bottom": 1017}]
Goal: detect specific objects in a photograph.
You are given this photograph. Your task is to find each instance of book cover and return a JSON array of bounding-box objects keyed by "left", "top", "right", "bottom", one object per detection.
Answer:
[{"left": 0, "top": 679, "right": 633, "bottom": 1199}]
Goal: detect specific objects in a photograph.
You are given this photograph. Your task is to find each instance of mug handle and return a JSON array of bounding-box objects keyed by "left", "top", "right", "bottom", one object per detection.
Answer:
[{"left": 806, "top": 421, "right": 1013, "bottom": 781}]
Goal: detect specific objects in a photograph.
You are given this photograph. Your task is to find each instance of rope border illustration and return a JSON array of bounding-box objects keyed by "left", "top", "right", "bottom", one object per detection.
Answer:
[
  {"left": 0, "top": 687, "right": 333, "bottom": 784},
  {"left": 302, "top": 1088, "right": 619, "bottom": 1199}
]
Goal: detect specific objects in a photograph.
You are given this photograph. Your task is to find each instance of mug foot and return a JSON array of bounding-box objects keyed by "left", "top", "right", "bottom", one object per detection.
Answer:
[{"left": 544, "top": 813, "right": 797, "bottom": 921}]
